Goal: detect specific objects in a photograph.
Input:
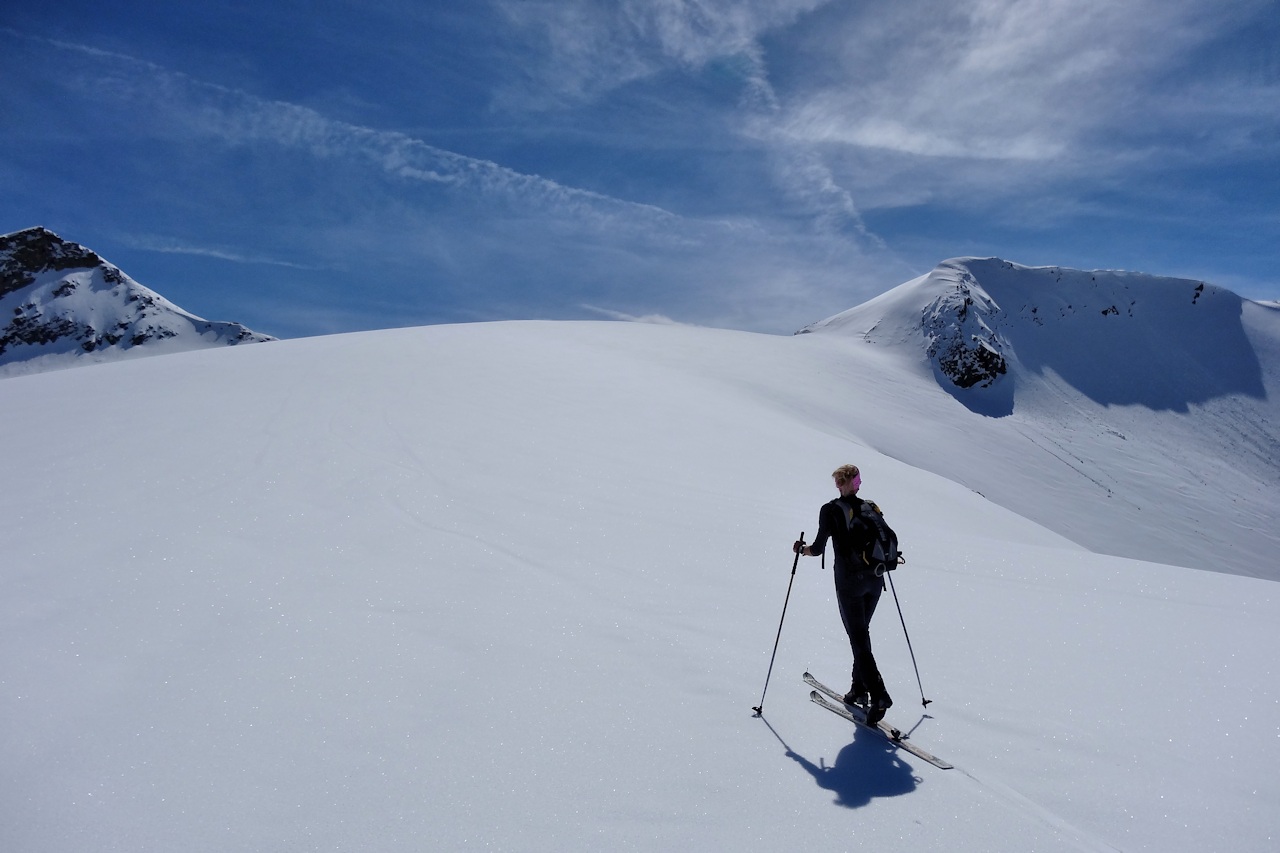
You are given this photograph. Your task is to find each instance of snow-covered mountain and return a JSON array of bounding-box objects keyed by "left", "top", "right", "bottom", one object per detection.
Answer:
[
  {"left": 801, "top": 257, "right": 1271, "bottom": 408},
  {"left": 0, "top": 227, "right": 273, "bottom": 376},
  {"left": 800, "top": 257, "right": 1280, "bottom": 580},
  {"left": 2, "top": 261, "right": 1277, "bottom": 852}
]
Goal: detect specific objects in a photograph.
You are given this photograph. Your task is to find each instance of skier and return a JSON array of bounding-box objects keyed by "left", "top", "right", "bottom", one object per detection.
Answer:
[{"left": 793, "top": 464, "right": 894, "bottom": 724}]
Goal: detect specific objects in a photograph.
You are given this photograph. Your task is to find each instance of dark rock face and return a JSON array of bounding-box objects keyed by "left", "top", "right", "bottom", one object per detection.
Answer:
[
  {"left": 0, "top": 227, "right": 103, "bottom": 297},
  {"left": 922, "top": 280, "right": 1008, "bottom": 389}
]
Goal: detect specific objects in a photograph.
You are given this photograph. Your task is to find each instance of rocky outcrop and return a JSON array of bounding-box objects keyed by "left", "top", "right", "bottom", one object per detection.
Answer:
[
  {"left": 921, "top": 273, "right": 1007, "bottom": 389},
  {"left": 0, "top": 227, "right": 105, "bottom": 297}
]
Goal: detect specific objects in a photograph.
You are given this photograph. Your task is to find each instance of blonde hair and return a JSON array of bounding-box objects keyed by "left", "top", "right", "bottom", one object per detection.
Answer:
[{"left": 831, "top": 464, "right": 860, "bottom": 486}]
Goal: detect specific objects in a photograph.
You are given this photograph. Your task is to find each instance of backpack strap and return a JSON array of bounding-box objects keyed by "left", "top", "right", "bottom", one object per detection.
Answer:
[{"left": 833, "top": 498, "right": 869, "bottom": 565}]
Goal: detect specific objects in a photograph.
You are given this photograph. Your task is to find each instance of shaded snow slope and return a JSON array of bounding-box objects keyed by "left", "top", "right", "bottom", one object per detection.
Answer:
[
  {"left": 800, "top": 258, "right": 1280, "bottom": 579},
  {"left": 0, "top": 227, "right": 274, "bottom": 376},
  {"left": 2, "top": 321, "right": 1277, "bottom": 852}
]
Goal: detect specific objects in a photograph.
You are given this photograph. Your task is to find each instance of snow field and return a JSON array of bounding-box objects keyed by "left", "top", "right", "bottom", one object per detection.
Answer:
[{"left": 2, "top": 320, "right": 1277, "bottom": 851}]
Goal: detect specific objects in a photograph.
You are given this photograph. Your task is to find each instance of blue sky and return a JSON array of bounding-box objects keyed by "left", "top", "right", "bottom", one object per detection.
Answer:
[{"left": 3, "top": 1, "right": 1278, "bottom": 338}]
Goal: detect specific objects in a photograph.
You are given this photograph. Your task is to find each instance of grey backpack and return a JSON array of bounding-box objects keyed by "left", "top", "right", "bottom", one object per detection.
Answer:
[{"left": 835, "top": 498, "right": 902, "bottom": 575}]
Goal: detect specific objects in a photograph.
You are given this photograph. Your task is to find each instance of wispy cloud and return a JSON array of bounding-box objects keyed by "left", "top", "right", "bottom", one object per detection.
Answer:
[
  {"left": 490, "top": 0, "right": 1277, "bottom": 235},
  {"left": 490, "top": 0, "right": 881, "bottom": 250},
  {"left": 19, "top": 29, "right": 685, "bottom": 241},
  {"left": 492, "top": 0, "right": 829, "bottom": 107},
  {"left": 122, "top": 235, "right": 320, "bottom": 270},
  {"left": 772, "top": 0, "right": 1275, "bottom": 169}
]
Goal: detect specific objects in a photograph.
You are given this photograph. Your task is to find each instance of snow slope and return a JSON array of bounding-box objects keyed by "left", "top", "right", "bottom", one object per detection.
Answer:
[
  {"left": 802, "top": 258, "right": 1280, "bottom": 580},
  {"left": 2, "top": 318, "right": 1277, "bottom": 852}
]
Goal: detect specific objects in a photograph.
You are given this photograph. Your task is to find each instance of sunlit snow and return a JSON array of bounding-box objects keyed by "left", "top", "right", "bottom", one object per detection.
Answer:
[{"left": 2, "top": 270, "right": 1278, "bottom": 850}]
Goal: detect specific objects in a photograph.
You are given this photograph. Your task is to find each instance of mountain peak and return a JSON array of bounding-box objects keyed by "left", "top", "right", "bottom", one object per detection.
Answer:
[
  {"left": 0, "top": 227, "right": 274, "bottom": 376},
  {"left": 0, "top": 226, "right": 104, "bottom": 297},
  {"left": 802, "top": 257, "right": 1271, "bottom": 415}
]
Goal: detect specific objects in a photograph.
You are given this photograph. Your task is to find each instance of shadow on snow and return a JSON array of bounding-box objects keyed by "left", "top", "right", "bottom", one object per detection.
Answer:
[{"left": 761, "top": 716, "right": 919, "bottom": 809}]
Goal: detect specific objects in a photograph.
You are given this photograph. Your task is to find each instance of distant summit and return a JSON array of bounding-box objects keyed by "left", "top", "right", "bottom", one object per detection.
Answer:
[
  {"left": 802, "top": 257, "right": 1270, "bottom": 416},
  {"left": 1, "top": 227, "right": 274, "bottom": 376}
]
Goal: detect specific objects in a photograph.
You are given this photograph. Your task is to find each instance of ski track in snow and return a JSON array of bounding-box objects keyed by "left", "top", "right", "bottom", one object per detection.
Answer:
[{"left": 957, "top": 767, "right": 1125, "bottom": 853}]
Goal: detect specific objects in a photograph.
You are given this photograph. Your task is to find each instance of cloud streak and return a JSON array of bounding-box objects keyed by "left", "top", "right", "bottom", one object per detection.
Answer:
[
  {"left": 492, "top": 1, "right": 884, "bottom": 249},
  {"left": 21, "top": 29, "right": 686, "bottom": 242},
  {"left": 122, "top": 236, "right": 320, "bottom": 270},
  {"left": 492, "top": 0, "right": 830, "bottom": 106},
  {"left": 772, "top": 0, "right": 1277, "bottom": 170}
]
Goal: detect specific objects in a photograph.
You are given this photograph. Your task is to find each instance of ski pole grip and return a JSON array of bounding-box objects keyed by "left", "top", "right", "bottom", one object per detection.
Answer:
[{"left": 789, "top": 533, "right": 805, "bottom": 573}]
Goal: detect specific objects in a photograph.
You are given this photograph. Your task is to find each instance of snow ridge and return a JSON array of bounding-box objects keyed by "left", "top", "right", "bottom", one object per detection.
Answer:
[{"left": 803, "top": 256, "right": 1272, "bottom": 411}]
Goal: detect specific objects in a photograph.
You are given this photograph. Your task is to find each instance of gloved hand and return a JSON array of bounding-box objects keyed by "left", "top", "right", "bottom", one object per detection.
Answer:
[{"left": 792, "top": 540, "right": 807, "bottom": 555}]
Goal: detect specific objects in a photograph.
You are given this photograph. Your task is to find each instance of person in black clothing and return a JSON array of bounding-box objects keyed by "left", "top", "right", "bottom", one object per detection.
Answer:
[{"left": 793, "top": 464, "right": 894, "bottom": 724}]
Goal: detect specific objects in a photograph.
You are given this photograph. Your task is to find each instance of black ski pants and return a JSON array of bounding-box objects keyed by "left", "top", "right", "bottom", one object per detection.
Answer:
[{"left": 834, "top": 564, "right": 888, "bottom": 701}]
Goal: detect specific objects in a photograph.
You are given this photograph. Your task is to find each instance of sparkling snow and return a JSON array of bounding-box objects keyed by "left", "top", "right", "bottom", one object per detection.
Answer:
[{"left": 2, "top": 308, "right": 1277, "bottom": 851}]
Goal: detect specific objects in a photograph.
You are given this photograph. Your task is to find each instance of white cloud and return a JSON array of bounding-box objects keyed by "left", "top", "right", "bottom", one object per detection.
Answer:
[
  {"left": 773, "top": 0, "right": 1270, "bottom": 166},
  {"left": 493, "top": 0, "right": 829, "bottom": 106},
  {"left": 721, "top": 0, "right": 1277, "bottom": 232}
]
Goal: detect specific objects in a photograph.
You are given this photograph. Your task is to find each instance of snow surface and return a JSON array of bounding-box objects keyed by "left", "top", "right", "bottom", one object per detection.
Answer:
[{"left": 2, "top": 317, "right": 1277, "bottom": 852}]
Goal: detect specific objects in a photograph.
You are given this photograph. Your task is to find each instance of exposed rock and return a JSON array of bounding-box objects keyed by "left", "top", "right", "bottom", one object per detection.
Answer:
[
  {"left": 921, "top": 275, "right": 1008, "bottom": 389},
  {"left": 0, "top": 226, "right": 102, "bottom": 297}
]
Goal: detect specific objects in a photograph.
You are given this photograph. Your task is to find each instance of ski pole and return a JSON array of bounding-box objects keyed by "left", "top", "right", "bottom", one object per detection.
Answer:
[
  {"left": 886, "top": 571, "right": 931, "bottom": 707},
  {"left": 753, "top": 532, "right": 804, "bottom": 717}
]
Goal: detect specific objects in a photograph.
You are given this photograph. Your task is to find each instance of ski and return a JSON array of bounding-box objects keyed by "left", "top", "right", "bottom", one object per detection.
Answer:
[{"left": 803, "top": 672, "right": 954, "bottom": 770}]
